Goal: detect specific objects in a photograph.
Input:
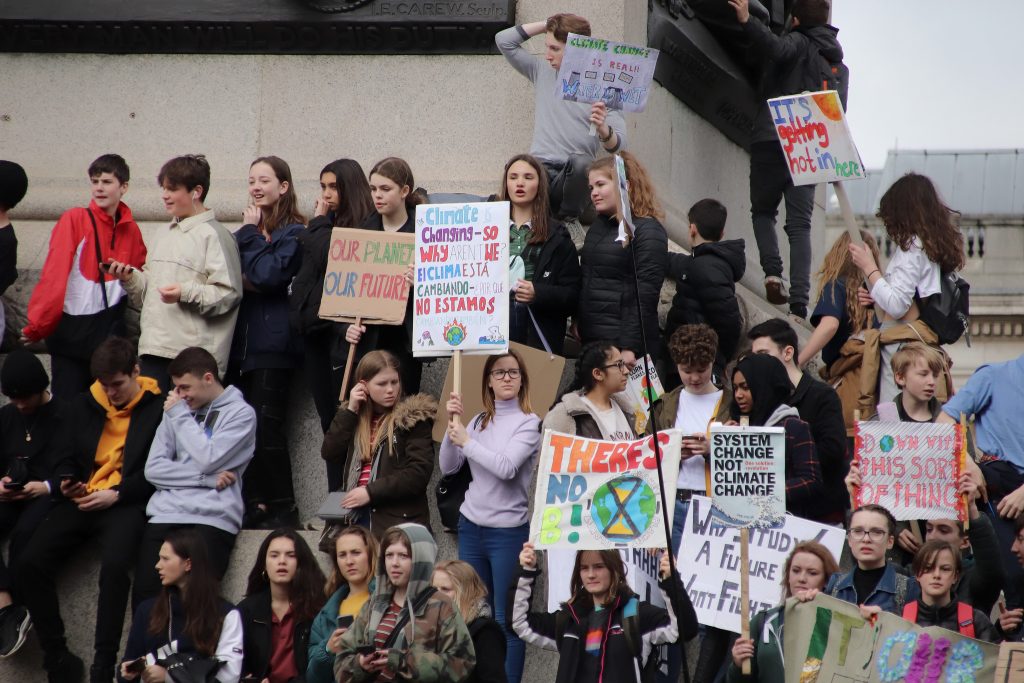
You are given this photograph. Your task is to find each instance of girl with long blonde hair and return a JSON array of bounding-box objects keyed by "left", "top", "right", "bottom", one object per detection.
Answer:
[{"left": 433, "top": 560, "right": 509, "bottom": 683}]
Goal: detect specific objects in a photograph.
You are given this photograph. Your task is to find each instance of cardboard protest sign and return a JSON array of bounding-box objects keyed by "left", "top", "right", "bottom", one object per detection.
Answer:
[
  {"left": 318, "top": 228, "right": 414, "bottom": 324},
  {"left": 618, "top": 354, "right": 663, "bottom": 433},
  {"left": 708, "top": 425, "right": 786, "bottom": 528},
  {"left": 996, "top": 642, "right": 1024, "bottom": 682},
  {"left": 431, "top": 341, "right": 566, "bottom": 442},
  {"left": 530, "top": 431, "right": 681, "bottom": 550},
  {"left": 614, "top": 153, "right": 635, "bottom": 244},
  {"left": 768, "top": 90, "right": 865, "bottom": 186},
  {"left": 413, "top": 202, "right": 510, "bottom": 357},
  {"left": 678, "top": 496, "right": 844, "bottom": 634},
  {"left": 547, "top": 547, "right": 665, "bottom": 611},
  {"left": 556, "top": 33, "right": 659, "bottom": 112},
  {"left": 854, "top": 421, "right": 965, "bottom": 521},
  {"left": 783, "top": 593, "right": 997, "bottom": 683}
]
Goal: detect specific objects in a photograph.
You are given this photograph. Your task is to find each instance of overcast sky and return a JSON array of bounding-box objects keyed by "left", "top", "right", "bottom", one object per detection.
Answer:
[{"left": 831, "top": 1, "right": 1024, "bottom": 169}]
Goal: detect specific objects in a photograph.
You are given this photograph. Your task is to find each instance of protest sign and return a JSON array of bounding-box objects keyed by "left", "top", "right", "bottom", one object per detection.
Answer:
[
  {"left": 530, "top": 431, "right": 681, "bottom": 550},
  {"left": 996, "top": 643, "right": 1024, "bottom": 683},
  {"left": 708, "top": 425, "right": 786, "bottom": 528},
  {"left": 618, "top": 354, "right": 663, "bottom": 433},
  {"left": 413, "top": 201, "right": 510, "bottom": 358},
  {"left": 854, "top": 421, "right": 965, "bottom": 521},
  {"left": 318, "top": 228, "right": 414, "bottom": 324},
  {"left": 678, "top": 496, "right": 844, "bottom": 634},
  {"left": 547, "top": 547, "right": 665, "bottom": 611},
  {"left": 783, "top": 593, "right": 997, "bottom": 683},
  {"left": 768, "top": 90, "right": 865, "bottom": 186},
  {"left": 556, "top": 33, "right": 659, "bottom": 112},
  {"left": 614, "top": 153, "right": 635, "bottom": 244}
]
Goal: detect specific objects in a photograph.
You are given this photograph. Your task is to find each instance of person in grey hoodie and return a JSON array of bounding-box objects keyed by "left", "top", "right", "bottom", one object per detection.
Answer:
[{"left": 131, "top": 346, "right": 256, "bottom": 608}]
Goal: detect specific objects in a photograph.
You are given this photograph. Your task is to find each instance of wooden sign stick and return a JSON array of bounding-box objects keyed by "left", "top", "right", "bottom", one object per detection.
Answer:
[
  {"left": 833, "top": 182, "right": 864, "bottom": 245},
  {"left": 738, "top": 414, "right": 752, "bottom": 675},
  {"left": 960, "top": 414, "right": 971, "bottom": 531},
  {"left": 338, "top": 316, "right": 362, "bottom": 403},
  {"left": 452, "top": 350, "right": 463, "bottom": 427}
]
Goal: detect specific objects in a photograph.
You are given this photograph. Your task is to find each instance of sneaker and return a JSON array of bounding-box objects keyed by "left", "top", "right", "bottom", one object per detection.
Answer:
[
  {"left": 89, "top": 662, "right": 115, "bottom": 683},
  {"left": 45, "top": 650, "right": 85, "bottom": 683},
  {"left": 789, "top": 304, "right": 808, "bottom": 320},
  {"left": 264, "top": 505, "right": 300, "bottom": 530},
  {"left": 0, "top": 604, "right": 31, "bottom": 658},
  {"left": 764, "top": 276, "right": 788, "bottom": 305}
]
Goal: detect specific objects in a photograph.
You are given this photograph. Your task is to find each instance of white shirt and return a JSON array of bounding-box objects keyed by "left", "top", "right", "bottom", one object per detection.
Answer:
[
  {"left": 674, "top": 389, "right": 723, "bottom": 490},
  {"left": 870, "top": 237, "right": 941, "bottom": 319},
  {"left": 581, "top": 396, "right": 634, "bottom": 441}
]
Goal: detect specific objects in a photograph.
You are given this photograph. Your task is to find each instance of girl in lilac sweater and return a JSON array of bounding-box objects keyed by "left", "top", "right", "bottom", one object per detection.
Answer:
[{"left": 440, "top": 349, "right": 541, "bottom": 683}]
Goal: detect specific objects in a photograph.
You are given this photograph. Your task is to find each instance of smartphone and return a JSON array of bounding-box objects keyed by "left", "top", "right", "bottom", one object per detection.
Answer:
[
  {"left": 125, "top": 657, "right": 146, "bottom": 674},
  {"left": 355, "top": 644, "right": 378, "bottom": 656},
  {"left": 337, "top": 615, "right": 354, "bottom": 630},
  {"left": 3, "top": 481, "right": 24, "bottom": 491}
]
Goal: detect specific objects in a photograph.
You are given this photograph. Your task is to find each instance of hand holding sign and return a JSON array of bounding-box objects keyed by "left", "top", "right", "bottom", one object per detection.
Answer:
[{"left": 519, "top": 542, "right": 537, "bottom": 570}]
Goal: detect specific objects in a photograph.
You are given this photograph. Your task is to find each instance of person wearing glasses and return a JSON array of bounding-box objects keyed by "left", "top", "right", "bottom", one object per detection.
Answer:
[
  {"left": 824, "top": 504, "right": 921, "bottom": 614},
  {"left": 440, "top": 349, "right": 540, "bottom": 683},
  {"left": 543, "top": 341, "right": 635, "bottom": 441}
]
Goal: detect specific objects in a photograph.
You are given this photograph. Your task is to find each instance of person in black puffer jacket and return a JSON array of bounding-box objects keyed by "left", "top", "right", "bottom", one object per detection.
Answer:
[
  {"left": 663, "top": 198, "right": 745, "bottom": 388},
  {"left": 577, "top": 152, "right": 667, "bottom": 363}
]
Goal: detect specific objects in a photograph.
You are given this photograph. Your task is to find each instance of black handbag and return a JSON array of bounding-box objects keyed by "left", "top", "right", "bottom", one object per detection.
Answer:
[
  {"left": 435, "top": 414, "right": 480, "bottom": 533},
  {"left": 156, "top": 652, "right": 222, "bottom": 683}
]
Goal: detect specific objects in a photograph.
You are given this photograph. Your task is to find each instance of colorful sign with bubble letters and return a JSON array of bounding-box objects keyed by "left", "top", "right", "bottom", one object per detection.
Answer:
[
  {"left": 679, "top": 496, "right": 844, "bottom": 634},
  {"left": 413, "top": 201, "right": 510, "bottom": 357},
  {"left": 556, "top": 33, "right": 659, "bottom": 112},
  {"left": 709, "top": 425, "right": 786, "bottom": 528},
  {"left": 530, "top": 430, "right": 681, "bottom": 550},
  {"left": 854, "top": 422, "right": 965, "bottom": 522},
  {"left": 768, "top": 90, "right": 865, "bottom": 186},
  {"left": 318, "top": 227, "right": 414, "bottom": 325}
]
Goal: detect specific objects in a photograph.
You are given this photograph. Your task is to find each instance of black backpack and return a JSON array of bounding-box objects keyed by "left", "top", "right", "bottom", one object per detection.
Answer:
[
  {"left": 917, "top": 271, "right": 971, "bottom": 346},
  {"left": 805, "top": 40, "right": 849, "bottom": 110}
]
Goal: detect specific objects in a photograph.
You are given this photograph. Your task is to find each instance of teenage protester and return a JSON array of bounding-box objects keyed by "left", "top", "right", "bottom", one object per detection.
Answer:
[
  {"left": 747, "top": 319, "right": 848, "bottom": 524},
  {"left": 238, "top": 529, "right": 327, "bottom": 682},
  {"left": 433, "top": 560, "right": 508, "bottom": 683},
  {"left": 0, "top": 351, "right": 68, "bottom": 658},
  {"left": 343, "top": 157, "right": 425, "bottom": 393},
  {"left": 728, "top": 541, "right": 839, "bottom": 683},
  {"left": 498, "top": 154, "right": 581, "bottom": 355},
  {"left": 21, "top": 154, "right": 147, "bottom": 398},
  {"left": 17, "top": 337, "right": 163, "bottom": 683},
  {"left": 511, "top": 543, "right": 698, "bottom": 683},
  {"left": 495, "top": 13, "right": 626, "bottom": 223},
  {"left": 290, "top": 158, "right": 374, "bottom": 438},
  {"left": 109, "top": 154, "right": 243, "bottom": 393},
  {"left": 334, "top": 523, "right": 476, "bottom": 683},
  {"left": 132, "top": 347, "right": 256, "bottom": 608},
  {"left": 577, "top": 153, "right": 668, "bottom": 363},
  {"left": 321, "top": 350, "right": 437, "bottom": 537},
  {"left": 544, "top": 342, "right": 635, "bottom": 441},
  {"left": 0, "top": 160, "right": 27, "bottom": 344},
  {"left": 118, "top": 529, "right": 243, "bottom": 683},
  {"left": 231, "top": 155, "right": 305, "bottom": 529},
  {"left": 848, "top": 172, "right": 963, "bottom": 408},
  {"left": 307, "top": 526, "right": 378, "bottom": 683},
  {"left": 440, "top": 350, "right": 540, "bottom": 683}
]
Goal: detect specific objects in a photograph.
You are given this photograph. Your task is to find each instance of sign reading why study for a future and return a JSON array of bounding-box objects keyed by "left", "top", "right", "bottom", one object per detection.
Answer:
[
  {"left": 768, "top": 90, "right": 864, "bottom": 186},
  {"left": 318, "top": 227, "right": 414, "bottom": 324},
  {"left": 556, "top": 33, "right": 659, "bottom": 112},
  {"left": 412, "top": 201, "right": 510, "bottom": 357},
  {"left": 709, "top": 425, "right": 786, "bottom": 528},
  {"left": 530, "top": 430, "right": 681, "bottom": 550},
  {"left": 855, "top": 421, "right": 965, "bottom": 521}
]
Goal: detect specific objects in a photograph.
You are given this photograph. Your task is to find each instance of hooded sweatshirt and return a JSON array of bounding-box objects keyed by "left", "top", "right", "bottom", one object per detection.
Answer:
[
  {"left": 335, "top": 523, "right": 476, "bottom": 683},
  {"left": 144, "top": 385, "right": 256, "bottom": 534},
  {"left": 87, "top": 376, "right": 162, "bottom": 492}
]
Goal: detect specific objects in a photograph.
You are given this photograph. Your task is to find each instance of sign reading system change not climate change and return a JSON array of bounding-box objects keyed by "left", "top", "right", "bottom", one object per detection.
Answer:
[{"left": 709, "top": 425, "right": 786, "bottom": 528}]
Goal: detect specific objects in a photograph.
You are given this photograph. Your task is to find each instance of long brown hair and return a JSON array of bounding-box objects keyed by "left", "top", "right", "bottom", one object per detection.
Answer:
[
  {"left": 352, "top": 350, "right": 402, "bottom": 462},
  {"left": 147, "top": 529, "right": 224, "bottom": 656},
  {"left": 568, "top": 549, "right": 630, "bottom": 609},
  {"left": 250, "top": 156, "right": 306, "bottom": 233},
  {"left": 479, "top": 349, "right": 533, "bottom": 429},
  {"left": 589, "top": 151, "right": 664, "bottom": 220},
  {"left": 877, "top": 173, "right": 965, "bottom": 272},
  {"left": 814, "top": 230, "right": 881, "bottom": 335},
  {"left": 498, "top": 154, "right": 551, "bottom": 245},
  {"left": 780, "top": 541, "right": 839, "bottom": 599},
  {"left": 434, "top": 560, "right": 489, "bottom": 623},
  {"left": 245, "top": 529, "right": 326, "bottom": 623},
  {"left": 369, "top": 157, "right": 424, "bottom": 212},
  {"left": 324, "top": 525, "right": 378, "bottom": 596}
]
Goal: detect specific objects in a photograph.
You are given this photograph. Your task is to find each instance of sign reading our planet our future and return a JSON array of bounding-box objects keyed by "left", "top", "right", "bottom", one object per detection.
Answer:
[{"left": 530, "top": 430, "right": 681, "bottom": 550}]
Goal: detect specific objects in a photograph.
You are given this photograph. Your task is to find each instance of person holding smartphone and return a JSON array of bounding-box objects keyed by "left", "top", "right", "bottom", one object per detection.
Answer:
[{"left": 306, "top": 526, "right": 377, "bottom": 683}]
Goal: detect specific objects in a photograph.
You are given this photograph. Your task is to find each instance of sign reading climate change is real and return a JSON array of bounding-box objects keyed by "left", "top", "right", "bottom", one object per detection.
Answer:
[
  {"left": 768, "top": 90, "right": 864, "bottom": 185},
  {"left": 413, "top": 202, "right": 510, "bottom": 357},
  {"left": 556, "top": 33, "right": 659, "bottom": 112},
  {"left": 709, "top": 425, "right": 786, "bottom": 528},
  {"left": 531, "top": 430, "right": 681, "bottom": 550}
]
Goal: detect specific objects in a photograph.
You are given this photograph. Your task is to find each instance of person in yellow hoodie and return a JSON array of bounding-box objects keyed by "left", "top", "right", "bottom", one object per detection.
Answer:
[{"left": 16, "top": 337, "right": 164, "bottom": 683}]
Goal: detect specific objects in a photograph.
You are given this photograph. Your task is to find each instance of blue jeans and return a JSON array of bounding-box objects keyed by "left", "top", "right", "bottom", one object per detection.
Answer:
[{"left": 458, "top": 514, "right": 529, "bottom": 683}]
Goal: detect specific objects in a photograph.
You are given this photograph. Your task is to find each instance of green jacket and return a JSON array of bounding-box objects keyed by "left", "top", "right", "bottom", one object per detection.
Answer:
[{"left": 725, "top": 606, "right": 784, "bottom": 683}]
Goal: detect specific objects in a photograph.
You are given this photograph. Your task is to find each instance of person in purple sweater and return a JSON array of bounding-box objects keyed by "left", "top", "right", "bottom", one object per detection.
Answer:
[{"left": 440, "top": 349, "right": 541, "bottom": 683}]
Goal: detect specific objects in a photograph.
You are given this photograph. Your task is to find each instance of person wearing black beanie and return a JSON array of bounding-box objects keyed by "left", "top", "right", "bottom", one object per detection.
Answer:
[{"left": 0, "top": 160, "right": 27, "bottom": 347}]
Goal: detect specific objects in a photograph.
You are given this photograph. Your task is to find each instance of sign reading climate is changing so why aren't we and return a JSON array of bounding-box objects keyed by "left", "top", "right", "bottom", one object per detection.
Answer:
[
  {"left": 556, "top": 33, "right": 659, "bottom": 112},
  {"left": 709, "top": 425, "right": 786, "bottom": 528},
  {"left": 530, "top": 430, "right": 681, "bottom": 550},
  {"left": 413, "top": 202, "right": 510, "bottom": 357},
  {"left": 318, "top": 227, "right": 414, "bottom": 324},
  {"left": 768, "top": 90, "right": 864, "bottom": 185},
  {"left": 855, "top": 421, "right": 966, "bottom": 522},
  {"left": 679, "top": 496, "right": 845, "bottom": 634}
]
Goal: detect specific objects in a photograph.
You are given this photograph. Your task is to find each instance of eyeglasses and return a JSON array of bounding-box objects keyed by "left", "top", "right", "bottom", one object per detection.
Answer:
[
  {"left": 602, "top": 360, "right": 628, "bottom": 372},
  {"left": 847, "top": 527, "right": 888, "bottom": 542},
  {"left": 490, "top": 369, "right": 521, "bottom": 380}
]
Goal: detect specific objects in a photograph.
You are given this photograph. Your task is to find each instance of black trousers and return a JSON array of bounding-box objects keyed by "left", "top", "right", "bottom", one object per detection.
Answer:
[
  {"left": 131, "top": 522, "right": 236, "bottom": 609},
  {"left": 238, "top": 368, "right": 296, "bottom": 509},
  {"left": 16, "top": 500, "right": 147, "bottom": 668},
  {"left": 0, "top": 497, "right": 55, "bottom": 594},
  {"left": 49, "top": 354, "right": 93, "bottom": 400},
  {"left": 139, "top": 355, "right": 174, "bottom": 395},
  {"left": 981, "top": 460, "right": 1024, "bottom": 608},
  {"left": 302, "top": 330, "right": 346, "bottom": 491}
]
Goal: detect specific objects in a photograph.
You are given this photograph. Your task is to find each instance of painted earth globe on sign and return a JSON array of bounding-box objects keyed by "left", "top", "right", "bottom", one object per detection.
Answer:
[{"left": 590, "top": 475, "right": 657, "bottom": 542}]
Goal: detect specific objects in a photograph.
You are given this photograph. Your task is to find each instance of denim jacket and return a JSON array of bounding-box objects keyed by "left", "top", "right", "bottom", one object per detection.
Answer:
[{"left": 825, "top": 562, "right": 919, "bottom": 614}]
